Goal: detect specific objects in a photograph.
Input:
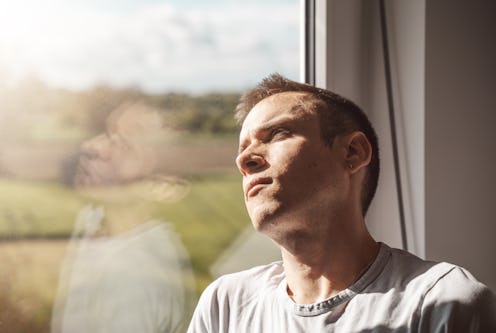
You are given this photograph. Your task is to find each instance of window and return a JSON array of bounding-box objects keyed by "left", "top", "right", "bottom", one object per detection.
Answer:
[{"left": 0, "top": 0, "right": 300, "bottom": 331}]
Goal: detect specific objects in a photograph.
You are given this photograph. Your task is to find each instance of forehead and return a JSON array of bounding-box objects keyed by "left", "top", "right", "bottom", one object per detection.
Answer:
[
  {"left": 241, "top": 92, "right": 317, "bottom": 132},
  {"left": 105, "top": 108, "right": 163, "bottom": 144}
]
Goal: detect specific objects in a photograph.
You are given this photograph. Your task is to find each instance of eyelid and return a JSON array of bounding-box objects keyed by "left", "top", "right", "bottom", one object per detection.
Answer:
[
  {"left": 271, "top": 127, "right": 289, "bottom": 133},
  {"left": 269, "top": 127, "right": 290, "bottom": 139},
  {"left": 238, "top": 124, "right": 291, "bottom": 154}
]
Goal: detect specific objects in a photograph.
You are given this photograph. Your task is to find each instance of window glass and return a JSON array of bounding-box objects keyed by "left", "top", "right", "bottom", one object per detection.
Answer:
[{"left": 0, "top": 0, "right": 299, "bottom": 331}]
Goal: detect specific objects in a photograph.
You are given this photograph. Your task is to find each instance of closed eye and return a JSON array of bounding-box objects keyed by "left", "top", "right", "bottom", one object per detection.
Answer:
[{"left": 269, "top": 127, "right": 291, "bottom": 141}]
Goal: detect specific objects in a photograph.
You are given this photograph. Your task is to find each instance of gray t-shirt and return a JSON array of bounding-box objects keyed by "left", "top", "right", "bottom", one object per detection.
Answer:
[
  {"left": 52, "top": 220, "right": 195, "bottom": 333},
  {"left": 188, "top": 243, "right": 496, "bottom": 332}
]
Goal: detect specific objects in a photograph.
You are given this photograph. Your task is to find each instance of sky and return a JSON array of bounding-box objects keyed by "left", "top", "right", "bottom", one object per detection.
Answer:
[{"left": 0, "top": 0, "right": 300, "bottom": 93}]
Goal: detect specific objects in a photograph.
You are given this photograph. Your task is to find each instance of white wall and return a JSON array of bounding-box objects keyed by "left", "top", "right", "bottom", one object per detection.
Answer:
[{"left": 425, "top": 0, "right": 496, "bottom": 289}]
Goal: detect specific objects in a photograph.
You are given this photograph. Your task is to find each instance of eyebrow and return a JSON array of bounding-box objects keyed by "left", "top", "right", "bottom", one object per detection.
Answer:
[{"left": 257, "top": 116, "right": 295, "bottom": 132}]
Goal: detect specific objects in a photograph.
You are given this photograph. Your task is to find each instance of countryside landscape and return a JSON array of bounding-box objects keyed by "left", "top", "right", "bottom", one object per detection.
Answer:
[{"left": 0, "top": 79, "right": 251, "bottom": 332}]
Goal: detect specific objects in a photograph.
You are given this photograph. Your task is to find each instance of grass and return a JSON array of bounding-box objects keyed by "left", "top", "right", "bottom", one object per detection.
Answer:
[
  {"left": 0, "top": 172, "right": 250, "bottom": 332},
  {"left": 0, "top": 179, "right": 86, "bottom": 237},
  {"left": 0, "top": 240, "right": 68, "bottom": 333}
]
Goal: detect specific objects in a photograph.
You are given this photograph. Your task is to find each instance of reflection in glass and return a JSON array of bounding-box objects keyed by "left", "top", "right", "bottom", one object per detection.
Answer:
[
  {"left": 0, "top": 0, "right": 299, "bottom": 331},
  {"left": 51, "top": 105, "right": 195, "bottom": 333}
]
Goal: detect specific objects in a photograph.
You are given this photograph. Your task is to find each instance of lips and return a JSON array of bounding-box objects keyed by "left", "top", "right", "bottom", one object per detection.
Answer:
[
  {"left": 75, "top": 155, "right": 115, "bottom": 187},
  {"left": 245, "top": 177, "right": 273, "bottom": 198}
]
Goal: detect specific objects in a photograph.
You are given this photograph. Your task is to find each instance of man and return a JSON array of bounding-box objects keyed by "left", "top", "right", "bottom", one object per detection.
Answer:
[
  {"left": 187, "top": 74, "right": 496, "bottom": 332},
  {"left": 51, "top": 103, "right": 194, "bottom": 333}
]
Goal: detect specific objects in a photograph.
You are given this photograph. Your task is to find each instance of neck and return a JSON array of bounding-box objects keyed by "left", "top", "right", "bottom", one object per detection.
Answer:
[
  {"left": 103, "top": 202, "right": 152, "bottom": 235},
  {"left": 79, "top": 181, "right": 155, "bottom": 235},
  {"left": 278, "top": 215, "right": 379, "bottom": 304}
]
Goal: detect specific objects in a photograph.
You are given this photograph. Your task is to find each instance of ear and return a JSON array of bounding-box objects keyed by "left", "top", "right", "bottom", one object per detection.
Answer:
[
  {"left": 344, "top": 131, "right": 372, "bottom": 174},
  {"left": 140, "top": 176, "right": 191, "bottom": 203}
]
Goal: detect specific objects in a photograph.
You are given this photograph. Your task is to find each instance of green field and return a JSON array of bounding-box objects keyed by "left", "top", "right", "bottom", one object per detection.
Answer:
[
  {"left": 0, "top": 77, "right": 249, "bottom": 332},
  {"left": 0, "top": 173, "right": 250, "bottom": 332}
]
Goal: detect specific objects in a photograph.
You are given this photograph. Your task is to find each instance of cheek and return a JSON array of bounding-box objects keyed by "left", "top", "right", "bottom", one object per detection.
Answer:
[
  {"left": 279, "top": 147, "right": 325, "bottom": 176},
  {"left": 115, "top": 149, "right": 153, "bottom": 180},
  {"left": 269, "top": 141, "right": 306, "bottom": 167},
  {"left": 285, "top": 152, "right": 339, "bottom": 193}
]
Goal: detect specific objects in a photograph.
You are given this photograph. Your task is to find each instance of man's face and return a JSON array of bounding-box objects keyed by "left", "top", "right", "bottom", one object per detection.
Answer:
[
  {"left": 236, "top": 92, "right": 348, "bottom": 236},
  {"left": 74, "top": 108, "right": 159, "bottom": 187}
]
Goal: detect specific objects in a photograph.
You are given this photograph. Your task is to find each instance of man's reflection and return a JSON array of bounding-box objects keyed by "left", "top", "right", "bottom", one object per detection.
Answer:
[{"left": 51, "top": 102, "right": 195, "bottom": 333}]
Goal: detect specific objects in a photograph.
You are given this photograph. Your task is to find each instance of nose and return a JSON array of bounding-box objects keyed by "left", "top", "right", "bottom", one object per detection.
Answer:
[{"left": 236, "top": 149, "right": 267, "bottom": 176}]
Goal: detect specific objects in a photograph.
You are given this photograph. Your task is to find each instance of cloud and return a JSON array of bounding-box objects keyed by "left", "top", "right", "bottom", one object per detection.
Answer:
[{"left": 0, "top": 1, "right": 300, "bottom": 93}]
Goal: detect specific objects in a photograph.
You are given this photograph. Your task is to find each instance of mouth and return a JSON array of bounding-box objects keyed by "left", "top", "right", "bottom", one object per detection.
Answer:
[
  {"left": 75, "top": 156, "right": 112, "bottom": 187},
  {"left": 245, "top": 177, "right": 273, "bottom": 198},
  {"left": 74, "top": 159, "right": 95, "bottom": 186}
]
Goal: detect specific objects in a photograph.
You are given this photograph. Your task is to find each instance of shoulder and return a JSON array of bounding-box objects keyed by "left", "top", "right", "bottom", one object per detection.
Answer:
[
  {"left": 386, "top": 245, "right": 494, "bottom": 305},
  {"left": 359, "top": 245, "right": 496, "bottom": 333},
  {"left": 407, "top": 259, "right": 495, "bottom": 313},
  {"left": 379, "top": 245, "right": 496, "bottom": 331},
  {"left": 387, "top": 246, "right": 491, "bottom": 299},
  {"left": 202, "top": 261, "right": 284, "bottom": 304},
  {"left": 422, "top": 263, "right": 491, "bottom": 300},
  {"left": 187, "top": 261, "right": 284, "bottom": 333},
  {"left": 215, "top": 260, "right": 285, "bottom": 287},
  {"left": 417, "top": 264, "right": 496, "bottom": 332},
  {"left": 386, "top": 246, "right": 496, "bottom": 332}
]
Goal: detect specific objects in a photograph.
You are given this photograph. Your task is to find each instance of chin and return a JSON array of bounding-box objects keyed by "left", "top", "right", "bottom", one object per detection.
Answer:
[
  {"left": 74, "top": 164, "right": 120, "bottom": 187},
  {"left": 249, "top": 207, "right": 270, "bottom": 229},
  {"left": 248, "top": 202, "right": 285, "bottom": 234}
]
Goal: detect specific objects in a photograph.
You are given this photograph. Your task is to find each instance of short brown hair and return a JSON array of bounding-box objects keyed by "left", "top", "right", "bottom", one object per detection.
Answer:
[{"left": 235, "top": 73, "right": 380, "bottom": 215}]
